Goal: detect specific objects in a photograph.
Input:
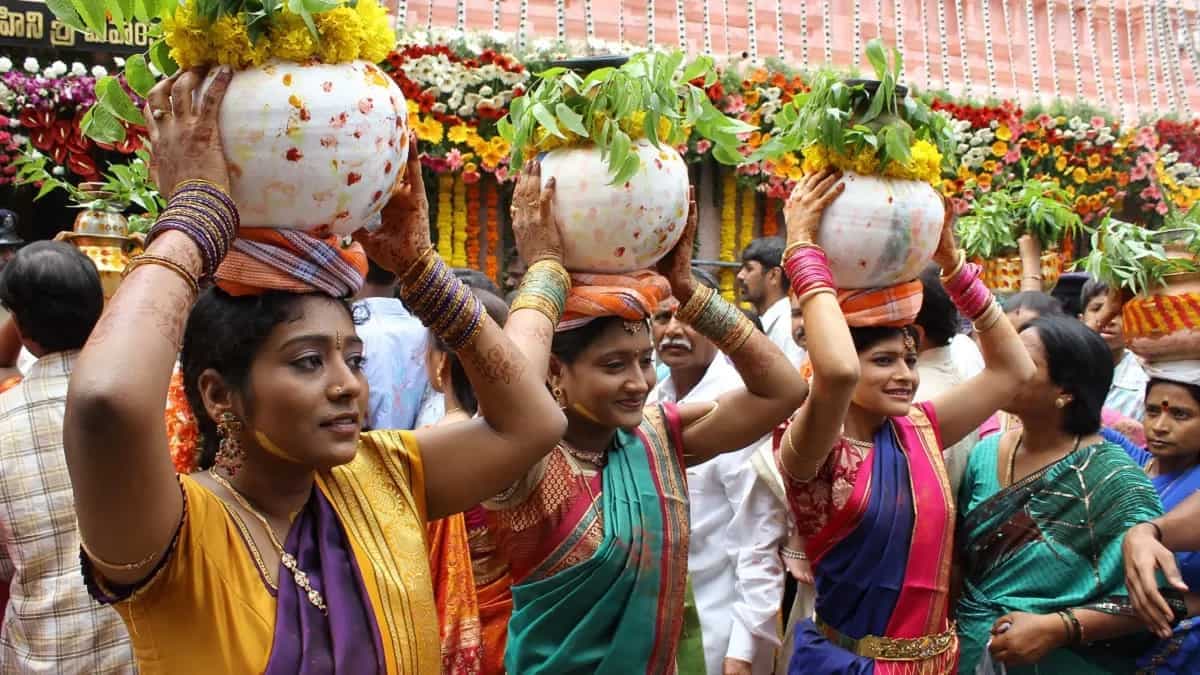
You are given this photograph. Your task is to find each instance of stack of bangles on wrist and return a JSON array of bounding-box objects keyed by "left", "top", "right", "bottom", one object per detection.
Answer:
[
  {"left": 783, "top": 242, "right": 837, "bottom": 308},
  {"left": 124, "top": 180, "right": 239, "bottom": 294},
  {"left": 1055, "top": 608, "right": 1084, "bottom": 645},
  {"left": 941, "top": 251, "right": 1003, "bottom": 333},
  {"left": 400, "top": 251, "right": 485, "bottom": 350},
  {"left": 674, "top": 283, "right": 756, "bottom": 354},
  {"left": 510, "top": 260, "right": 571, "bottom": 325}
]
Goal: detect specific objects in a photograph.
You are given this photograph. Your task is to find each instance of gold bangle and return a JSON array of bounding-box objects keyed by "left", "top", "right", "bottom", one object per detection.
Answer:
[
  {"left": 783, "top": 240, "right": 823, "bottom": 261},
  {"left": 794, "top": 286, "right": 836, "bottom": 310},
  {"left": 400, "top": 247, "right": 436, "bottom": 286},
  {"left": 718, "top": 315, "right": 757, "bottom": 354},
  {"left": 80, "top": 538, "right": 159, "bottom": 572},
  {"left": 123, "top": 254, "right": 200, "bottom": 296},
  {"left": 511, "top": 294, "right": 560, "bottom": 324},
  {"left": 939, "top": 250, "right": 966, "bottom": 283},
  {"left": 674, "top": 283, "right": 715, "bottom": 325},
  {"left": 972, "top": 300, "right": 1004, "bottom": 334}
]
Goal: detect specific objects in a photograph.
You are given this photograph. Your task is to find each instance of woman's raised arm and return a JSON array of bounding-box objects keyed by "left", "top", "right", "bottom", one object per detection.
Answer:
[
  {"left": 359, "top": 153, "right": 566, "bottom": 520},
  {"left": 65, "top": 67, "right": 235, "bottom": 585}
]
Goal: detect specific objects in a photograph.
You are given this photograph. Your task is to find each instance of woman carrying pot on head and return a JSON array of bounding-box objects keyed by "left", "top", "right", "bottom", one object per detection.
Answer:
[
  {"left": 956, "top": 315, "right": 1169, "bottom": 674},
  {"left": 485, "top": 162, "right": 809, "bottom": 674},
  {"left": 1122, "top": 362, "right": 1200, "bottom": 673},
  {"left": 65, "top": 67, "right": 568, "bottom": 674},
  {"left": 777, "top": 169, "right": 1036, "bottom": 673}
]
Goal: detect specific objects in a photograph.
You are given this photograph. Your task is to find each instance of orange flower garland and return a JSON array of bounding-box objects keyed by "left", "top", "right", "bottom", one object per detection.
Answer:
[
  {"left": 762, "top": 198, "right": 780, "bottom": 237},
  {"left": 719, "top": 171, "right": 738, "bottom": 301},
  {"left": 739, "top": 186, "right": 756, "bottom": 252},
  {"left": 485, "top": 180, "right": 501, "bottom": 282},
  {"left": 466, "top": 181, "right": 481, "bottom": 269},
  {"left": 165, "top": 366, "right": 199, "bottom": 474}
]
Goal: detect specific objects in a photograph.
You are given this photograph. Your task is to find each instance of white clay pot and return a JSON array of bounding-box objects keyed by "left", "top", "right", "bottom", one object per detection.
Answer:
[
  {"left": 806, "top": 171, "right": 945, "bottom": 289},
  {"left": 202, "top": 60, "right": 408, "bottom": 236},
  {"left": 540, "top": 139, "right": 689, "bottom": 273}
]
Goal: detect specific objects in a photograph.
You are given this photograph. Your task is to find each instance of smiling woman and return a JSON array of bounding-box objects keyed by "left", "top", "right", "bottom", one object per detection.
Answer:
[
  {"left": 60, "top": 67, "right": 566, "bottom": 674},
  {"left": 485, "top": 164, "right": 808, "bottom": 673}
]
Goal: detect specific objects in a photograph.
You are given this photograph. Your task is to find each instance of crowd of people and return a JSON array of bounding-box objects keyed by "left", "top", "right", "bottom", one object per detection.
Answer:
[{"left": 0, "top": 64, "right": 1195, "bottom": 675}]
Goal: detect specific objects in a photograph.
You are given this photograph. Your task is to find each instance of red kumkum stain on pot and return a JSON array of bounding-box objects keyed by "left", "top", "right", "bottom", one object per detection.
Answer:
[
  {"left": 322, "top": 81, "right": 333, "bottom": 93},
  {"left": 358, "top": 98, "right": 374, "bottom": 114},
  {"left": 299, "top": 107, "right": 311, "bottom": 122},
  {"left": 384, "top": 161, "right": 393, "bottom": 174},
  {"left": 286, "top": 148, "right": 303, "bottom": 161},
  {"left": 320, "top": 136, "right": 337, "bottom": 148},
  {"left": 614, "top": 246, "right": 626, "bottom": 257},
  {"left": 347, "top": 172, "right": 362, "bottom": 185},
  {"left": 331, "top": 112, "right": 349, "bottom": 129},
  {"left": 372, "top": 190, "right": 383, "bottom": 202}
]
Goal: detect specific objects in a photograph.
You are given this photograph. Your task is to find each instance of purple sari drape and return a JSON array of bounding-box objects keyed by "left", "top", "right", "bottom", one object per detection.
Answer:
[{"left": 264, "top": 487, "right": 385, "bottom": 674}]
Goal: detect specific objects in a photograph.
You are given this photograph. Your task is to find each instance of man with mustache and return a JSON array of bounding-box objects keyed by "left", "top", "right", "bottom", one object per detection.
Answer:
[{"left": 650, "top": 268, "right": 787, "bottom": 675}]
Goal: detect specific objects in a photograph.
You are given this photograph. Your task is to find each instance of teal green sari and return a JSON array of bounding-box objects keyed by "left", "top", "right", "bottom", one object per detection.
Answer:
[
  {"left": 504, "top": 405, "right": 693, "bottom": 674},
  {"left": 956, "top": 434, "right": 1163, "bottom": 674}
]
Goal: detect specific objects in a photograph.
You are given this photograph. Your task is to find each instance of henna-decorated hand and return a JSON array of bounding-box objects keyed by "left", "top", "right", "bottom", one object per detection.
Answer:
[
  {"left": 356, "top": 134, "right": 430, "bottom": 275},
  {"left": 784, "top": 169, "right": 843, "bottom": 245},
  {"left": 511, "top": 160, "right": 563, "bottom": 265},
  {"left": 657, "top": 186, "right": 698, "bottom": 302},
  {"left": 145, "top": 67, "right": 232, "bottom": 196}
]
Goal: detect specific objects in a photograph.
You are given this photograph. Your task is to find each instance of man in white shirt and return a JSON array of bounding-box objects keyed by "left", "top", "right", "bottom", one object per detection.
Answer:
[
  {"left": 913, "top": 265, "right": 982, "bottom": 494},
  {"left": 737, "top": 237, "right": 805, "bottom": 366},
  {"left": 651, "top": 269, "right": 787, "bottom": 675},
  {"left": 354, "top": 259, "right": 431, "bottom": 430}
]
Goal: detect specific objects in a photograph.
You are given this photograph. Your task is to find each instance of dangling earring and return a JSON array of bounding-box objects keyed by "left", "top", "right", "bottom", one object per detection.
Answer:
[
  {"left": 1054, "top": 397, "right": 1069, "bottom": 409},
  {"left": 551, "top": 384, "right": 567, "bottom": 409},
  {"left": 215, "top": 412, "right": 245, "bottom": 476}
]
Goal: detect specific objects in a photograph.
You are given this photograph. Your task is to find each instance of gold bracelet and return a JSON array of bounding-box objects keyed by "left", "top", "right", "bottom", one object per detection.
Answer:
[
  {"left": 783, "top": 240, "right": 823, "bottom": 261},
  {"left": 80, "top": 538, "right": 159, "bottom": 572},
  {"left": 939, "top": 249, "right": 966, "bottom": 283},
  {"left": 123, "top": 254, "right": 200, "bottom": 296},
  {"left": 674, "top": 283, "right": 715, "bottom": 325},
  {"left": 794, "top": 286, "right": 836, "bottom": 310},
  {"left": 400, "top": 247, "right": 436, "bottom": 287},
  {"left": 511, "top": 294, "right": 560, "bottom": 324},
  {"left": 972, "top": 300, "right": 1005, "bottom": 334}
]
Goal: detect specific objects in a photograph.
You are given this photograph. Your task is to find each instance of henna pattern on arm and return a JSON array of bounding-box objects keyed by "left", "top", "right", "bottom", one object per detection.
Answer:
[{"left": 465, "top": 343, "right": 527, "bottom": 386}]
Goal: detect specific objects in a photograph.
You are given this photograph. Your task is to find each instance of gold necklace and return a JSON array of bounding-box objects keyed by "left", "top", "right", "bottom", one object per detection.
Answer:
[
  {"left": 209, "top": 470, "right": 328, "bottom": 615},
  {"left": 560, "top": 440, "right": 608, "bottom": 467}
]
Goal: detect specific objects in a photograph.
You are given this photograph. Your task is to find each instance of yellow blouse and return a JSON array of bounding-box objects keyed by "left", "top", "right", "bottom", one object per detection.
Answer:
[{"left": 94, "top": 430, "right": 440, "bottom": 674}]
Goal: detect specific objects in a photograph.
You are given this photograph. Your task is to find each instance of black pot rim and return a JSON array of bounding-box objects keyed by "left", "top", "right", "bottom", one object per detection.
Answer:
[{"left": 547, "top": 55, "right": 629, "bottom": 73}]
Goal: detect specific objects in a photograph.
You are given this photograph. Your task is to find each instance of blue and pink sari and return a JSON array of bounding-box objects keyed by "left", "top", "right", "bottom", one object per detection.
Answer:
[{"left": 785, "top": 402, "right": 958, "bottom": 674}]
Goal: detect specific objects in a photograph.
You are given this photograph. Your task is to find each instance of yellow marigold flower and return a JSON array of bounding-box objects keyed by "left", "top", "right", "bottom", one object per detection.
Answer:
[
  {"left": 991, "top": 141, "right": 1007, "bottom": 157},
  {"left": 995, "top": 124, "right": 1012, "bottom": 142},
  {"left": 448, "top": 124, "right": 474, "bottom": 144},
  {"left": 850, "top": 148, "right": 880, "bottom": 176},
  {"left": 355, "top": 0, "right": 396, "bottom": 63},
  {"left": 1055, "top": 155, "right": 1068, "bottom": 172},
  {"left": 406, "top": 99, "right": 421, "bottom": 116},
  {"left": 269, "top": 11, "right": 317, "bottom": 63},
  {"left": 412, "top": 115, "right": 444, "bottom": 144},
  {"left": 1087, "top": 154, "right": 1101, "bottom": 169},
  {"left": 801, "top": 145, "right": 830, "bottom": 174},
  {"left": 1072, "top": 167, "right": 1088, "bottom": 184},
  {"left": 163, "top": 2, "right": 213, "bottom": 71},
  {"left": 314, "top": 7, "right": 365, "bottom": 64},
  {"left": 983, "top": 160, "right": 998, "bottom": 174},
  {"left": 908, "top": 140, "right": 942, "bottom": 184},
  {"left": 211, "top": 15, "right": 269, "bottom": 69}
]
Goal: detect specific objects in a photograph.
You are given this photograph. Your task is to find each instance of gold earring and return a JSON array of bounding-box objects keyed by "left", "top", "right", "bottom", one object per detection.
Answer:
[
  {"left": 551, "top": 384, "right": 566, "bottom": 409},
  {"left": 1055, "top": 397, "right": 1068, "bottom": 409},
  {"left": 215, "top": 412, "right": 245, "bottom": 476}
]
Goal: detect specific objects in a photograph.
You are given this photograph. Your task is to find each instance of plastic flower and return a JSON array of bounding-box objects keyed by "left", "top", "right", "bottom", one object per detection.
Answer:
[{"left": 412, "top": 115, "right": 444, "bottom": 144}]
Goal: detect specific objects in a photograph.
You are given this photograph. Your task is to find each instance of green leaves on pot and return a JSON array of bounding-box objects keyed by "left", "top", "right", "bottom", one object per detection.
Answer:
[
  {"left": 1077, "top": 205, "right": 1200, "bottom": 295},
  {"left": 499, "top": 50, "right": 755, "bottom": 185},
  {"left": 11, "top": 148, "right": 163, "bottom": 231},
  {"left": 955, "top": 179, "right": 1082, "bottom": 259},
  {"left": 753, "top": 39, "right": 956, "bottom": 175}
]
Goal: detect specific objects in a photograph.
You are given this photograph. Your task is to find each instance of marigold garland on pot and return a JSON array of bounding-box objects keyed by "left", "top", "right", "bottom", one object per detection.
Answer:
[{"left": 437, "top": 173, "right": 454, "bottom": 259}]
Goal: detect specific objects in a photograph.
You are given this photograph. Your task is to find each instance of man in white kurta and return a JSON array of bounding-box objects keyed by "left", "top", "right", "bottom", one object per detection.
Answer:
[{"left": 651, "top": 291, "right": 788, "bottom": 675}]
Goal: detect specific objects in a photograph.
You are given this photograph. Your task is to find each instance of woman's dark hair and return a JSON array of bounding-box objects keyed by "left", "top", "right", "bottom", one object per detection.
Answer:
[
  {"left": 1003, "top": 291, "right": 1065, "bottom": 317},
  {"left": 1021, "top": 315, "right": 1114, "bottom": 436},
  {"left": 181, "top": 288, "right": 360, "bottom": 468},
  {"left": 1146, "top": 377, "right": 1200, "bottom": 411},
  {"left": 849, "top": 325, "right": 918, "bottom": 354},
  {"left": 915, "top": 263, "right": 960, "bottom": 348},
  {"left": 430, "top": 289, "right": 509, "bottom": 415},
  {"left": 0, "top": 241, "right": 103, "bottom": 353}
]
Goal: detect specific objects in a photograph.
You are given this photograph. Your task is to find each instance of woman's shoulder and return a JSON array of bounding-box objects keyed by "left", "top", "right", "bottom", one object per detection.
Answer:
[{"left": 331, "top": 430, "right": 427, "bottom": 520}]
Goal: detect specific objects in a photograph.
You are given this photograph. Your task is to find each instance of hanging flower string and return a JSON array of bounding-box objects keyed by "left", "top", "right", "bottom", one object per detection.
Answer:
[
  {"left": 1082, "top": 0, "right": 1106, "bottom": 108},
  {"left": 761, "top": 197, "right": 779, "bottom": 236},
  {"left": 739, "top": 184, "right": 756, "bottom": 253},
  {"left": 485, "top": 180, "right": 501, "bottom": 281},
  {"left": 437, "top": 173, "right": 454, "bottom": 259},
  {"left": 720, "top": 170, "right": 738, "bottom": 301},
  {"left": 466, "top": 180, "right": 482, "bottom": 268},
  {"left": 1123, "top": 0, "right": 1141, "bottom": 118},
  {"left": 452, "top": 173, "right": 469, "bottom": 267}
]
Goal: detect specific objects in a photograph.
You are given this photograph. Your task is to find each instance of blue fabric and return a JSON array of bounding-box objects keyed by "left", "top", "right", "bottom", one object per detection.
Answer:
[
  {"left": 1134, "top": 454, "right": 1200, "bottom": 673},
  {"left": 1103, "top": 427, "right": 1146, "bottom": 460},
  {"left": 355, "top": 297, "right": 430, "bottom": 431},
  {"left": 789, "top": 422, "right": 915, "bottom": 673}
]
